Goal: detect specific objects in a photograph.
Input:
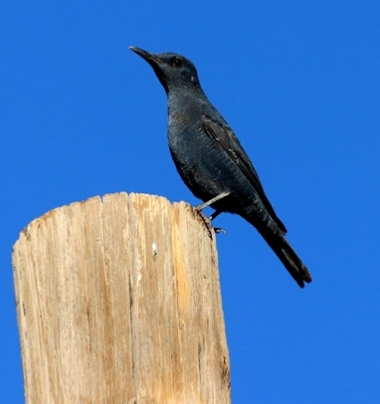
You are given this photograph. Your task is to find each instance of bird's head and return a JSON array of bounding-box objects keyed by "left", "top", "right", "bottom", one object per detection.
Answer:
[{"left": 130, "top": 46, "right": 201, "bottom": 94}]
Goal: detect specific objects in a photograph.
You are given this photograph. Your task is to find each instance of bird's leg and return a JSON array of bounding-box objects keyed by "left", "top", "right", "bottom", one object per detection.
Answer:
[
  {"left": 209, "top": 210, "right": 222, "bottom": 221},
  {"left": 195, "top": 191, "right": 231, "bottom": 211},
  {"left": 196, "top": 191, "right": 230, "bottom": 235},
  {"left": 208, "top": 210, "right": 227, "bottom": 236},
  {"left": 209, "top": 210, "right": 227, "bottom": 234}
]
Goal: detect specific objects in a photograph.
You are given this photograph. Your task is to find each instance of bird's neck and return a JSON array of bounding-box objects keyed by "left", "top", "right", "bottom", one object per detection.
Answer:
[{"left": 167, "top": 86, "right": 208, "bottom": 114}]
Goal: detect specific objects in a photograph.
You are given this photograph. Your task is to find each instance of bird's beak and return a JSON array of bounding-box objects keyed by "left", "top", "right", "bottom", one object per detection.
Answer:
[{"left": 129, "top": 46, "right": 161, "bottom": 67}]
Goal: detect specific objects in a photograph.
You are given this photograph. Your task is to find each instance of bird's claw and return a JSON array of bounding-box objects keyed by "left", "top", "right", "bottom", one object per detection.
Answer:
[{"left": 213, "top": 227, "right": 227, "bottom": 235}]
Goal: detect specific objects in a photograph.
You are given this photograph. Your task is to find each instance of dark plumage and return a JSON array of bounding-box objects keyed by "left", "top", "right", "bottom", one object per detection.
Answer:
[{"left": 130, "top": 46, "right": 312, "bottom": 288}]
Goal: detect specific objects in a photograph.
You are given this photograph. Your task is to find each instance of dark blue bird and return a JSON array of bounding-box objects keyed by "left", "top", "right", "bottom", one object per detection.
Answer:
[{"left": 130, "top": 46, "right": 312, "bottom": 288}]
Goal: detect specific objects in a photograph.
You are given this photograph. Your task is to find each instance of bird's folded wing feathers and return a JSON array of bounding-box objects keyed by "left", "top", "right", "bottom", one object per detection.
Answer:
[{"left": 201, "top": 114, "right": 287, "bottom": 233}]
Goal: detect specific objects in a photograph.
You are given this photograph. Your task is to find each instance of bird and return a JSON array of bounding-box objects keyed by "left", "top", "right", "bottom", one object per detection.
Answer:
[{"left": 129, "top": 46, "right": 312, "bottom": 288}]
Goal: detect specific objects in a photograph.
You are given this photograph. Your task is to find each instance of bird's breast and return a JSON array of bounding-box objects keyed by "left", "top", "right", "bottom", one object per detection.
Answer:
[
  {"left": 168, "top": 109, "right": 192, "bottom": 129},
  {"left": 168, "top": 114, "right": 235, "bottom": 201}
]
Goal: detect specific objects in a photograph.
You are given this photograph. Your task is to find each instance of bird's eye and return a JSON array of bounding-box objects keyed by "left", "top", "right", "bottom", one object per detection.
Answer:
[{"left": 172, "top": 57, "right": 183, "bottom": 67}]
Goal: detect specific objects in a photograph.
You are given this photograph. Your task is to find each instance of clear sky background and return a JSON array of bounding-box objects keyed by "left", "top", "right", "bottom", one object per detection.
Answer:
[{"left": 1, "top": 2, "right": 380, "bottom": 403}]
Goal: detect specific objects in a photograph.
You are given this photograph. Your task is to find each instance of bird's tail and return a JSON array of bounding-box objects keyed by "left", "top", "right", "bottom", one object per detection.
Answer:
[{"left": 262, "top": 231, "right": 312, "bottom": 288}]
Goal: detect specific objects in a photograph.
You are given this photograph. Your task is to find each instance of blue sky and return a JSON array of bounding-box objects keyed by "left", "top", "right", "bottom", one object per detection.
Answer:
[{"left": 1, "top": 2, "right": 380, "bottom": 403}]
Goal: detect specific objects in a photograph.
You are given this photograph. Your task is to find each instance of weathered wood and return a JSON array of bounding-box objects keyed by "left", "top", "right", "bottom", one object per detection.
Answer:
[{"left": 12, "top": 193, "right": 230, "bottom": 403}]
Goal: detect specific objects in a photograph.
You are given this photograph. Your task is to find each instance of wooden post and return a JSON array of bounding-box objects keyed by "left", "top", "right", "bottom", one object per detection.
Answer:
[{"left": 12, "top": 193, "right": 231, "bottom": 403}]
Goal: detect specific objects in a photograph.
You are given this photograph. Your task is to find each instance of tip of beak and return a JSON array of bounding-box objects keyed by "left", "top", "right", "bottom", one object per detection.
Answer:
[
  {"left": 129, "top": 46, "right": 159, "bottom": 66},
  {"left": 129, "top": 46, "right": 148, "bottom": 57}
]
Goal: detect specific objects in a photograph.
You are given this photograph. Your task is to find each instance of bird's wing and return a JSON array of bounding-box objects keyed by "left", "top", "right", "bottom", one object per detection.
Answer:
[{"left": 202, "top": 113, "right": 287, "bottom": 233}]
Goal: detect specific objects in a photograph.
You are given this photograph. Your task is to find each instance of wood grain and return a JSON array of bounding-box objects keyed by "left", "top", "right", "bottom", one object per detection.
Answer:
[{"left": 13, "top": 193, "right": 230, "bottom": 403}]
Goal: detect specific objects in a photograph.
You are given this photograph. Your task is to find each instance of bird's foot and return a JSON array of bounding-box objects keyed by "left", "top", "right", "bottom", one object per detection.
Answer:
[
  {"left": 194, "top": 209, "right": 227, "bottom": 238},
  {"left": 194, "top": 209, "right": 214, "bottom": 238},
  {"left": 213, "top": 227, "right": 227, "bottom": 235}
]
